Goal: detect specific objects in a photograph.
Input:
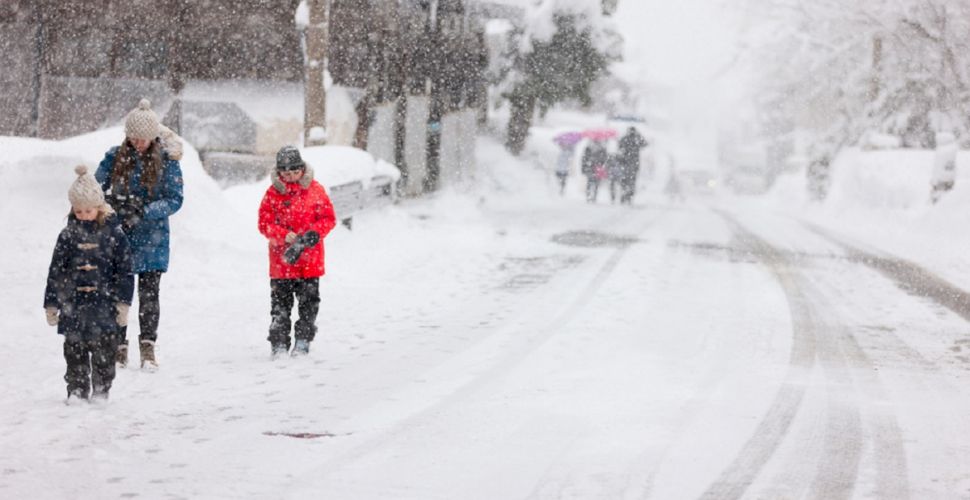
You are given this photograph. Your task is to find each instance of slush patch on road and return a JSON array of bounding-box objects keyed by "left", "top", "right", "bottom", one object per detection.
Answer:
[
  {"left": 551, "top": 230, "right": 638, "bottom": 248},
  {"left": 668, "top": 240, "right": 758, "bottom": 264},
  {"left": 263, "top": 431, "right": 346, "bottom": 439},
  {"left": 669, "top": 239, "right": 849, "bottom": 266},
  {"left": 498, "top": 255, "right": 585, "bottom": 291}
]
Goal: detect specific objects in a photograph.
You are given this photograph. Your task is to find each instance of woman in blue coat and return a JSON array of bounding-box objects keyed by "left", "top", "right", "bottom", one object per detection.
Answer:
[{"left": 95, "top": 99, "right": 183, "bottom": 370}]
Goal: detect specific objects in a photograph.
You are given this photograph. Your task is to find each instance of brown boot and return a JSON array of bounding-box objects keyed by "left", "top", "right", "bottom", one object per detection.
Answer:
[
  {"left": 116, "top": 342, "right": 129, "bottom": 368},
  {"left": 139, "top": 340, "right": 158, "bottom": 370}
]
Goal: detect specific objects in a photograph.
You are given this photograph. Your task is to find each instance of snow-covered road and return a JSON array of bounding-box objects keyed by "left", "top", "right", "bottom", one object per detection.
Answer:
[{"left": 2, "top": 135, "right": 969, "bottom": 499}]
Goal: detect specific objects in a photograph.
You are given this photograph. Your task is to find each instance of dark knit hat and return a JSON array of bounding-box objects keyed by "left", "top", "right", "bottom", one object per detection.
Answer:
[{"left": 276, "top": 146, "right": 305, "bottom": 171}]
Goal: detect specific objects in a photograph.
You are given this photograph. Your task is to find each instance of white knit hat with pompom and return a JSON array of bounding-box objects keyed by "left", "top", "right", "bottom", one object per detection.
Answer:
[
  {"left": 68, "top": 165, "right": 105, "bottom": 210},
  {"left": 124, "top": 98, "right": 160, "bottom": 141}
]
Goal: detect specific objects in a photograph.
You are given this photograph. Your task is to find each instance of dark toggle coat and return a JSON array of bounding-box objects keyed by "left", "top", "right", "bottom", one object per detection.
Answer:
[{"left": 44, "top": 214, "right": 134, "bottom": 340}]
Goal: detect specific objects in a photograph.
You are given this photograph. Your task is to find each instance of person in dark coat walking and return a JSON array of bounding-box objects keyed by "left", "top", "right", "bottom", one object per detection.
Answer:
[
  {"left": 95, "top": 98, "right": 184, "bottom": 370},
  {"left": 616, "top": 127, "right": 648, "bottom": 204},
  {"left": 258, "top": 146, "right": 337, "bottom": 358},
  {"left": 45, "top": 166, "right": 134, "bottom": 403},
  {"left": 581, "top": 140, "right": 608, "bottom": 203},
  {"left": 607, "top": 150, "right": 625, "bottom": 203}
]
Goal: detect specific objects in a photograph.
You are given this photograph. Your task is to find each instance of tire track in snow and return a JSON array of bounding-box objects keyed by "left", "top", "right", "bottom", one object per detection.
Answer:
[
  {"left": 700, "top": 213, "right": 861, "bottom": 500},
  {"left": 292, "top": 208, "right": 666, "bottom": 488},
  {"left": 703, "top": 212, "right": 909, "bottom": 500},
  {"left": 697, "top": 213, "right": 818, "bottom": 500},
  {"left": 803, "top": 221, "right": 970, "bottom": 323}
]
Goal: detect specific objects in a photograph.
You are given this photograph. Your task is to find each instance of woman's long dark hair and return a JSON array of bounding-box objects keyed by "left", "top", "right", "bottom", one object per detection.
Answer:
[{"left": 111, "top": 138, "right": 163, "bottom": 196}]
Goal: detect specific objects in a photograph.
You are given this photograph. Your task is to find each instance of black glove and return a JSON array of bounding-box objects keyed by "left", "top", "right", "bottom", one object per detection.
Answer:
[
  {"left": 107, "top": 193, "right": 144, "bottom": 231},
  {"left": 283, "top": 230, "right": 320, "bottom": 265}
]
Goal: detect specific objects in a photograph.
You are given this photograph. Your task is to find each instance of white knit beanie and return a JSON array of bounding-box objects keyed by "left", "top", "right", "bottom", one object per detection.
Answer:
[
  {"left": 68, "top": 165, "right": 105, "bottom": 210},
  {"left": 125, "top": 98, "right": 160, "bottom": 141}
]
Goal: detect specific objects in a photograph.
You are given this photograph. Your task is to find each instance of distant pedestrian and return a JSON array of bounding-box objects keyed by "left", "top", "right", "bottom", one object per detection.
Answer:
[
  {"left": 554, "top": 144, "right": 574, "bottom": 195},
  {"left": 96, "top": 98, "right": 184, "bottom": 370},
  {"left": 581, "top": 140, "right": 608, "bottom": 203},
  {"left": 617, "top": 127, "right": 648, "bottom": 204},
  {"left": 45, "top": 166, "right": 134, "bottom": 403},
  {"left": 258, "top": 146, "right": 337, "bottom": 359},
  {"left": 930, "top": 131, "right": 957, "bottom": 203},
  {"left": 607, "top": 152, "right": 624, "bottom": 203},
  {"left": 665, "top": 171, "right": 685, "bottom": 203}
]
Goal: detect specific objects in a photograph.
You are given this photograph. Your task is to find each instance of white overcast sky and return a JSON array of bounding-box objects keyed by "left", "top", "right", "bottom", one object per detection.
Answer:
[{"left": 613, "top": 0, "right": 742, "bottom": 86}]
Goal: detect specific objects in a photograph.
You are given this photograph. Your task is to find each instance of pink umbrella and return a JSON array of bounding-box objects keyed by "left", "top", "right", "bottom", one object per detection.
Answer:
[
  {"left": 553, "top": 131, "right": 584, "bottom": 147},
  {"left": 582, "top": 128, "right": 618, "bottom": 141}
]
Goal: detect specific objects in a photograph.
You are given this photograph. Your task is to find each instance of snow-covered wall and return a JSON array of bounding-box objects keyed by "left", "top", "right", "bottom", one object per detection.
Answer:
[
  {"left": 366, "top": 103, "right": 397, "bottom": 166},
  {"left": 404, "top": 96, "right": 431, "bottom": 196},
  {"left": 326, "top": 85, "right": 360, "bottom": 147},
  {"left": 439, "top": 109, "right": 478, "bottom": 189}
]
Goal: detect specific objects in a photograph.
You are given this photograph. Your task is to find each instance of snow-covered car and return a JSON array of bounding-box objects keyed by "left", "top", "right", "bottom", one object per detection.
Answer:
[
  {"left": 727, "top": 166, "right": 771, "bottom": 194},
  {"left": 298, "top": 145, "right": 401, "bottom": 228},
  {"left": 679, "top": 168, "right": 720, "bottom": 195}
]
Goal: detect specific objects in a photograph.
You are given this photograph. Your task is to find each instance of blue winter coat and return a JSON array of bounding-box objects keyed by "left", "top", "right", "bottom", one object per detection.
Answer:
[
  {"left": 95, "top": 145, "right": 183, "bottom": 273},
  {"left": 44, "top": 214, "right": 135, "bottom": 340}
]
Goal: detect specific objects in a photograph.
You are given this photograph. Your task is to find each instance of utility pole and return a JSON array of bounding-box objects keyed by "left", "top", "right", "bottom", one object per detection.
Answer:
[
  {"left": 30, "top": 1, "right": 45, "bottom": 137},
  {"left": 304, "top": 0, "right": 329, "bottom": 146}
]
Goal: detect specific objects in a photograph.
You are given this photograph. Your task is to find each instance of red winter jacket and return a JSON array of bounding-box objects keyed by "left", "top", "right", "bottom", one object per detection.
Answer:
[{"left": 258, "top": 167, "right": 337, "bottom": 279}]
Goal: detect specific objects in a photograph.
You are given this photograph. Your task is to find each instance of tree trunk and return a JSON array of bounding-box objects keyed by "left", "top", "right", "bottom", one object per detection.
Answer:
[
  {"left": 304, "top": 0, "right": 328, "bottom": 147},
  {"left": 868, "top": 35, "right": 881, "bottom": 103},
  {"left": 505, "top": 91, "right": 535, "bottom": 156},
  {"left": 30, "top": 2, "right": 45, "bottom": 137},
  {"left": 394, "top": 94, "right": 409, "bottom": 187},
  {"left": 353, "top": 89, "right": 373, "bottom": 150}
]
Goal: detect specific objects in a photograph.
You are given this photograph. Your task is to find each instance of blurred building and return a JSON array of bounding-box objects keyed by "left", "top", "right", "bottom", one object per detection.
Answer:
[
  {"left": 2, "top": 0, "right": 495, "bottom": 195},
  {"left": 0, "top": 0, "right": 302, "bottom": 138}
]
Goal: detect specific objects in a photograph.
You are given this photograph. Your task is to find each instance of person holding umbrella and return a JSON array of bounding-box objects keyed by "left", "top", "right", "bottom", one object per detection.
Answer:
[{"left": 552, "top": 132, "right": 582, "bottom": 196}]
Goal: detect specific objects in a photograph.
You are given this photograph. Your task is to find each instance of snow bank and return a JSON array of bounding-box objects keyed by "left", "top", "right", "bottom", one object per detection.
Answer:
[
  {"left": 762, "top": 146, "right": 970, "bottom": 290},
  {"left": 827, "top": 148, "right": 936, "bottom": 210}
]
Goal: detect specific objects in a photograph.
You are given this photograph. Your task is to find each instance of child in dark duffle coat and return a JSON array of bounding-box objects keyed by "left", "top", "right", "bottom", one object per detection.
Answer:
[
  {"left": 258, "top": 146, "right": 337, "bottom": 359},
  {"left": 44, "top": 166, "right": 134, "bottom": 403}
]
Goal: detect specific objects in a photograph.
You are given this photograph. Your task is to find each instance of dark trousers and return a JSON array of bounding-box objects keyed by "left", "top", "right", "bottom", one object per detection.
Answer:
[
  {"left": 585, "top": 176, "right": 600, "bottom": 203},
  {"left": 268, "top": 278, "right": 320, "bottom": 347},
  {"left": 555, "top": 172, "right": 568, "bottom": 195},
  {"left": 609, "top": 178, "right": 622, "bottom": 202},
  {"left": 119, "top": 271, "right": 162, "bottom": 344},
  {"left": 620, "top": 174, "right": 637, "bottom": 204},
  {"left": 64, "top": 334, "right": 118, "bottom": 398}
]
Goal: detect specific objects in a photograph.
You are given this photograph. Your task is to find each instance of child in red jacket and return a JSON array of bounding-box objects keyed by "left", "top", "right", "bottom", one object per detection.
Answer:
[{"left": 258, "top": 146, "right": 337, "bottom": 358}]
